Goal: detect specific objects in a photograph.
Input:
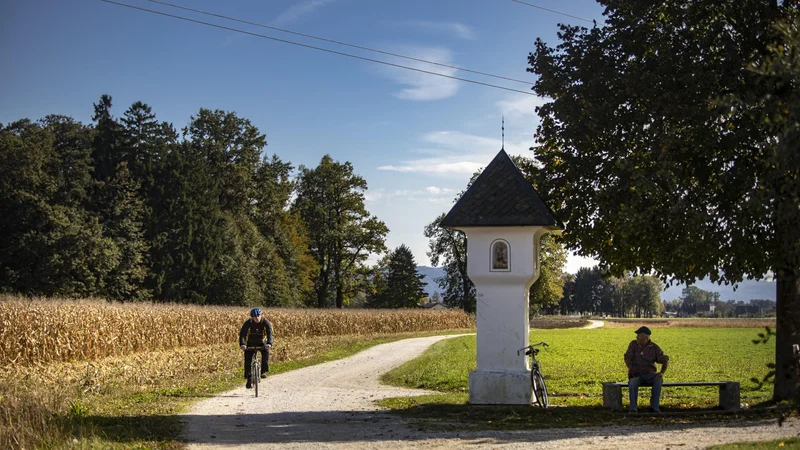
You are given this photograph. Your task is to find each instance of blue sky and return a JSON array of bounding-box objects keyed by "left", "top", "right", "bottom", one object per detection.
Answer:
[
  {"left": 2, "top": 0, "right": 606, "bottom": 273},
  {"left": 2, "top": 0, "right": 777, "bottom": 300}
]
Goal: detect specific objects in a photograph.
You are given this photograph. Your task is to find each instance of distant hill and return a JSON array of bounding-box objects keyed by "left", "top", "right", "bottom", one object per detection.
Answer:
[
  {"left": 416, "top": 266, "right": 445, "bottom": 298},
  {"left": 418, "top": 265, "right": 775, "bottom": 302},
  {"left": 660, "top": 277, "right": 775, "bottom": 301}
]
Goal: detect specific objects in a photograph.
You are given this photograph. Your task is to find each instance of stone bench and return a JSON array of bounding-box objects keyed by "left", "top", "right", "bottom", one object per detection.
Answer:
[{"left": 602, "top": 381, "right": 740, "bottom": 411}]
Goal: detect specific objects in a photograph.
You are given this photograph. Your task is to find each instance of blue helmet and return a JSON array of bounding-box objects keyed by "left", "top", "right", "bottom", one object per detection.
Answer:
[{"left": 250, "top": 307, "right": 262, "bottom": 317}]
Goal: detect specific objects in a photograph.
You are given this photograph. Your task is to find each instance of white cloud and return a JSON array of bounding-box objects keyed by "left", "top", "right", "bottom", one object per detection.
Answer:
[
  {"left": 364, "top": 186, "right": 458, "bottom": 203},
  {"left": 377, "top": 47, "right": 460, "bottom": 101},
  {"left": 424, "top": 186, "right": 457, "bottom": 195},
  {"left": 378, "top": 130, "right": 535, "bottom": 176},
  {"left": 496, "top": 94, "right": 549, "bottom": 120},
  {"left": 403, "top": 20, "right": 476, "bottom": 40},
  {"left": 273, "top": 0, "right": 334, "bottom": 24}
]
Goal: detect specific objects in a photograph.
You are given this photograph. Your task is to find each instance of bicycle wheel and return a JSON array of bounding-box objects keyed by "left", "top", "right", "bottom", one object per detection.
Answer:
[
  {"left": 252, "top": 357, "right": 260, "bottom": 398},
  {"left": 532, "top": 371, "right": 549, "bottom": 408}
]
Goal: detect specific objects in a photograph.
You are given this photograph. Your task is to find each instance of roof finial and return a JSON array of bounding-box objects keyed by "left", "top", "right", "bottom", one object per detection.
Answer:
[{"left": 501, "top": 116, "right": 505, "bottom": 150}]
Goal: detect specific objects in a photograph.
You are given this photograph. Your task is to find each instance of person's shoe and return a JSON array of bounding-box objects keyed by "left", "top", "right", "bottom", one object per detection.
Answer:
[
  {"left": 246, "top": 379, "right": 252, "bottom": 389},
  {"left": 260, "top": 373, "right": 267, "bottom": 379},
  {"left": 647, "top": 407, "right": 661, "bottom": 413},
  {"left": 628, "top": 409, "right": 638, "bottom": 413}
]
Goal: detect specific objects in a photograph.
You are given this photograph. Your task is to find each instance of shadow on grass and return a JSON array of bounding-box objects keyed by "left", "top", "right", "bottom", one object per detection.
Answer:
[
  {"left": 62, "top": 414, "right": 184, "bottom": 447},
  {"left": 59, "top": 406, "right": 789, "bottom": 447},
  {"left": 386, "top": 401, "right": 788, "bottom": 432}
]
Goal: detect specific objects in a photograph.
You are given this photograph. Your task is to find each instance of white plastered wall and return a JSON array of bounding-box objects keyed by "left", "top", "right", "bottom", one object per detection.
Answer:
[{"left": 459, "top": 226, "right": 550, "bottom": 404}]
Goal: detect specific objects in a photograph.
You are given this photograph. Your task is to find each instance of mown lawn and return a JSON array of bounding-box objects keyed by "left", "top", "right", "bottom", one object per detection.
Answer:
[{"left": 382, "top": 327, "right": 775, "bottom": 410}]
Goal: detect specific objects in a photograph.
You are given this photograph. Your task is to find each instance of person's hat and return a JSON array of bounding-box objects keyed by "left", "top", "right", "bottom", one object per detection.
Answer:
[{"left": 634, "top": 326, "right": 652, "bottom": 336}]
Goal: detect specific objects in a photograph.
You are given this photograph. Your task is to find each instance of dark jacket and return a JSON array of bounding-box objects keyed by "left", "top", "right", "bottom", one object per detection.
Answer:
[
  {"left": 624, "top": 339, "right": 669, "bottom": 378},
  {"left": 239, "top": 318, "right": 274, "bottom": 347}
]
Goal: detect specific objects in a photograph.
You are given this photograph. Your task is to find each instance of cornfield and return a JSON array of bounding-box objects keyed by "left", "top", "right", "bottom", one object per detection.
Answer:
[{"left": 0, "top": 296, "right": 475, "bottom": 367}]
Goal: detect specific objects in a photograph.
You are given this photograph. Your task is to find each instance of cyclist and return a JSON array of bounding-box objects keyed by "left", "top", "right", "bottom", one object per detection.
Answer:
[{"left": 239, "top": 307, "right": 274, "bottom": 389}]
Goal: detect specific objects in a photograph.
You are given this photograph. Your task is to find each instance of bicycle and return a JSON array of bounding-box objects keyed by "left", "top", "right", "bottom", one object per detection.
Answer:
[
  {"left": 244, "top": 346, "right": 268, "bottom": 397},
  {"left": 517, "top": 341, "right": 550, "bottom": 408}
]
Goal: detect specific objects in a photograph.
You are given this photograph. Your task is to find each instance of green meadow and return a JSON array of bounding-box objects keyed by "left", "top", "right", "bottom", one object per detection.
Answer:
[{"left": 382, "top": 327, "right": 775, "bottom": 409}]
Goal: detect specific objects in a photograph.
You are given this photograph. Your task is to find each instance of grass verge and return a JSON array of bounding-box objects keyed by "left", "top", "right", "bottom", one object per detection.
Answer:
[
  {"left": 709, "top": 437, "right": 800, "bottom": 449},
  {"left": 379, "top": 327, "right": 779, "bottom": 430}
]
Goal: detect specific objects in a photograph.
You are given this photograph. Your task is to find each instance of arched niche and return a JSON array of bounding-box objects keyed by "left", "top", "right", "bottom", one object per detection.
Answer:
[{"left": 490, "top": 239, "right": 510, "bottom": 272}]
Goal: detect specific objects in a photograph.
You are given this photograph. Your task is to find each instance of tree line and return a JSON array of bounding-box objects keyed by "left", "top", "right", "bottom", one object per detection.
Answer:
[
  {"left": 550, "top": 268, "right": 664, "bottom": 318},
  {"left": 0, "top": 95, "right": 426, "bottom": 308}
]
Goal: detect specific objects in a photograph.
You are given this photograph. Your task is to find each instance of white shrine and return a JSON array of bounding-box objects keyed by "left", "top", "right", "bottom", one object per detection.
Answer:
[{"left": 440, "top": 149, "right": 563, "bottom": 404}]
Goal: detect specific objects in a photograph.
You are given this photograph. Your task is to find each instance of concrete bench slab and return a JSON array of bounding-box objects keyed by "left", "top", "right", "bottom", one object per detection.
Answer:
[{"left": 602, "top": 381, "right": 740, "bottom": 412}]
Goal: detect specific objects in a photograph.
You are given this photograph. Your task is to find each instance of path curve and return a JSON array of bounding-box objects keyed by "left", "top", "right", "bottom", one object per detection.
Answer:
[
  {"left": 583, "top": 320, "right": 604, "bottom": 329},
  {"left": 183, "top": 335, "right": 800, "bottom": 449}
]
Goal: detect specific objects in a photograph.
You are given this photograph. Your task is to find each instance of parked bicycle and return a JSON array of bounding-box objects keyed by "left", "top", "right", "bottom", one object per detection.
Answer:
[
  {"left": 244, "top": 346, "right": 267, "bottom": 397},
  {"left": 517, "top": 341, "right": 549, "bottom": 408}
]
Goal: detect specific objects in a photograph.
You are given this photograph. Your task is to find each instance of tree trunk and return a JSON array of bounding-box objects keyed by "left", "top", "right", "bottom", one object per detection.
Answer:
[
  {"left": 316, "top": 264, "right": 329, "bottom": 308},
  {"left": 336, "top": 283, "right": 344, "bottom": 309},
  {"left": 773, "top": 271, "right": 800, "bottom": 401},
  {"left": 773, "top": 185, "right": 800, "bottom": 401}
]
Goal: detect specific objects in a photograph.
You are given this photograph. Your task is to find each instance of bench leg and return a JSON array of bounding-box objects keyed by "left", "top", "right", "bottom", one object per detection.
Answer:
[
  {"left": 719, "top": 382, "right": 740, "bottom": 410},
  {"left": 603, "top": 383, "right": 623, "bottom": 412}
]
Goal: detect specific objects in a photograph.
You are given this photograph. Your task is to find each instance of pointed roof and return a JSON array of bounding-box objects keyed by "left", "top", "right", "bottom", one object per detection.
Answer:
[{"left": 440, "top": 150, "right": 564, "bottom": 229}]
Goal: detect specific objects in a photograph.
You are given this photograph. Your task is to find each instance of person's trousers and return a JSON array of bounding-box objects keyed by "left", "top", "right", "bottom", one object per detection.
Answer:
[
  {"left": 628, "top": 373, "right": 662, "bottom": 411},
  {"left": 243, "top": 347, "right": 270, "bottom": 379}
]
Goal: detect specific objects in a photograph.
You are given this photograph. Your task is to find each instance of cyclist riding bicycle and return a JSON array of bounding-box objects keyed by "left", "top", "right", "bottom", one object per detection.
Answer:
[{"left": 239, "top": 307, "right": 274, "bottom": 389}]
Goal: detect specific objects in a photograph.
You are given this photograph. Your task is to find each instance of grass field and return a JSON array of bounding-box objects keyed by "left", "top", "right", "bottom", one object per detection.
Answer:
[{"left": 380, "top": 327, "right": 777, "bottom": 423}]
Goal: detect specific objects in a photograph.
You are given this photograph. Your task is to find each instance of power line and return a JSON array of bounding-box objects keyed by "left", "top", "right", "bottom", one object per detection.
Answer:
[
  {"left": 101, "top": 0, "right": 536, "bottom": 96},
  {"left": 148, "top": 0, "right": 534, "bottom": 87},
  {"left": 511, "top": 0, "right": 593, "bottom": 23}
]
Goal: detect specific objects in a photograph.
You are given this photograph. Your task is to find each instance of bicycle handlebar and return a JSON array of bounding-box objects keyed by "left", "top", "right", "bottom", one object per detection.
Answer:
[
  {"left": 516, "top": 342, "right": 549, "bottom": 355},
  {"left": 243, "top": 345, "right": 270, "bottom": 351}
]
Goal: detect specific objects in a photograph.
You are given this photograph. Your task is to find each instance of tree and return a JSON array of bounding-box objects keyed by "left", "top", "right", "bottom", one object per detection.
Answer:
[
  {"left": 293, "top": 155, "right": 388, "bottom": 308},
  {"left": 0, "top": 117, "right": 118, "bottom": 297},
  {"left": 557, "top": 273, "right": 576, "bottom": 315},
  {"left": 424, "top": 213, "right": 475, "bottom": 313},
  {"left": 148, "top": 142, "right": 224, "bottom": 303},
  {"left": 628, "top": 276, "right": 664, "bottom": 318},
  {"left": 680, "top": 286, "right": 721, "bottom": 315},
  {"left": 529, "top": 234, "right": 568, "bottom": 315},
  {"left": 90, "top": 97, "right": 151, "bottom": 301},
  {"left": 370, "top": 245, "right": 426, "bottom": 308},
  {"left": 530, "top": 1, "right": 799, "bottom": 399}
]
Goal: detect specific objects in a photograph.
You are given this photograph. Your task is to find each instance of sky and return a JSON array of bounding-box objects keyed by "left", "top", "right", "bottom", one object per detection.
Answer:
[
  {"left": 2, "top": 0, "right": 607, "bottom": 274},
  {"left": 1, "top": 0, "right": 777, "bottom": 301}
]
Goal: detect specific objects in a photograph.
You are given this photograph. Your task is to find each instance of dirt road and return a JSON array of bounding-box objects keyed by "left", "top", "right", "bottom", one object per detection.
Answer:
[{"left": 183, "top": 335, "right": 799, "bottom": 449}]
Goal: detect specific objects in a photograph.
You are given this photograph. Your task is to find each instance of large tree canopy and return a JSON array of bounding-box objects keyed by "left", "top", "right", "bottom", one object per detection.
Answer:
[{"left": 529, "top": 1, "right": 799, "bottom": 399}]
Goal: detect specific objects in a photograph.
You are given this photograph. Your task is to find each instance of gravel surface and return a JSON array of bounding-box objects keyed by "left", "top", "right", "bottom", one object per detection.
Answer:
[{"left": 183, "top": 335, "right": 800, "bottom": 449}]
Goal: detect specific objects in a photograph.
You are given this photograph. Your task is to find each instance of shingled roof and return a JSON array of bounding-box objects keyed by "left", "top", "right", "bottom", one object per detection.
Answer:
[{"left": 440, "top": 149, "right": 564, "bottom": 229}]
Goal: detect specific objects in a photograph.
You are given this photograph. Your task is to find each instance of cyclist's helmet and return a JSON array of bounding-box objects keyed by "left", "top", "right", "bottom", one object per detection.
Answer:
[{"left": 250, "top": 307, "right": 262, "bottom": 318}]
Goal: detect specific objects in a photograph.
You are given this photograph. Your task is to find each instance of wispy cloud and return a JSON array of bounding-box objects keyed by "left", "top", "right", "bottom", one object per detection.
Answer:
[
  {"left": 378, "top": 131, "right": 533, "bottom": 176},
  {"left": 496, "top": 94, "right": 549, "bottom": 120},
  {"left": 399, "top": 20, "right": 476, "bottom": 40},
  {"left": 273, "top": 0, "right": 334, "bottom": 25},
  {"left": 377, "top": 47, "right": 459, "bottom": 101},
  {"left": 365, "top": 186, "right": 459, "bottom": 203}
]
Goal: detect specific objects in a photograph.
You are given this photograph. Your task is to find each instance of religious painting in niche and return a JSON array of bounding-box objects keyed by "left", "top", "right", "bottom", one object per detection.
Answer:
[{"left": 491, "top": 240, "right": 510, "bottom": 271}]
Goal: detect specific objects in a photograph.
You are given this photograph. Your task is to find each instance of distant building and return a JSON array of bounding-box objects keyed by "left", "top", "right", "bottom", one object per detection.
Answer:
[
  {"left": 696, "top": 303, "right": 716, "bottom": 313},
  {"left": 424, "top": 302, "right": 448, "bottom": 310}
]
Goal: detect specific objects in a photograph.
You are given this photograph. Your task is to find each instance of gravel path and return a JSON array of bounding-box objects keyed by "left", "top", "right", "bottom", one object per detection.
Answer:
[
  {"left": 183, "top": 335, "right": 800, "bottom": 449},
  {"left": 583, "top": 320, "right": 604, "bottom": 329}
]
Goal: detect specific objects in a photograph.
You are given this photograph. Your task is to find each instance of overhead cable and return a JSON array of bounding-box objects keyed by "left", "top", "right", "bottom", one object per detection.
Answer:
[
  {"left": 101, "top": 0, "right": 537, "bottom": 96},
  {"left": 148, "top": 0, "right": 533, "bottom": 86},
  {"left": 511, "top": 0, "right": 593, "bottom": 23}
]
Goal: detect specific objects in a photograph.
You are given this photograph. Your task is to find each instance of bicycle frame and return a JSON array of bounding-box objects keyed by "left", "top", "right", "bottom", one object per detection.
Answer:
[
  {"left": 517, "top": 342, "right": 549, "bottom": 408},
  {"left": 245, "top": 346, "right": 266, "bottom": 397}
]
